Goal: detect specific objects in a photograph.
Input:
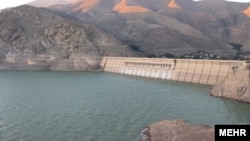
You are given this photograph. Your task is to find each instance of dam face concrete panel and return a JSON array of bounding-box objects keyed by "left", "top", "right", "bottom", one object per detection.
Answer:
[{"left": 100, "top": 57, "right": 243, "bottom": 85}]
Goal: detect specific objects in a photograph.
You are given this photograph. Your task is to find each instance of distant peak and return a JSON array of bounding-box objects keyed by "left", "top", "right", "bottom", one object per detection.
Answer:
[
  {"left": 243, "top": 6, "right": 250, "bottom": 17},
  {"left": 168, "top": 0, "right": 180, "bottom": 9},
  {"left": 113, "top": 0, "right": 150, "bottom": 13},
  {"left": 70, "top": 0, "right": 100, "bottom": 13}
]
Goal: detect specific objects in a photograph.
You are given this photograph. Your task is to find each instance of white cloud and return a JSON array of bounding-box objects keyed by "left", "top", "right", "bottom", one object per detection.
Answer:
[{"left": 0, "top": 0, "right": 34, "bottom": 9}]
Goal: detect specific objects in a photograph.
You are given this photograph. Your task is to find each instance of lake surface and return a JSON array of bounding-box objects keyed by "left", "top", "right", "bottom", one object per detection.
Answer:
[{"left": 0, "top": 71, "right": 250, "bottom": 141}]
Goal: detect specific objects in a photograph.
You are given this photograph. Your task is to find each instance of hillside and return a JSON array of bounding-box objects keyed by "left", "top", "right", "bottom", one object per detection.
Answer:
[
  {"left": 0, "top": 5, "right": 136, "bottom": 71},
  {"left": 29, "top": 0, "right": 250, "bottom": 59}
]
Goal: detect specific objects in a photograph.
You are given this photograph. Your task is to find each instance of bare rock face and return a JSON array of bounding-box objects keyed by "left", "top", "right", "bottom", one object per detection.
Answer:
[
  {"left": 141, "top": 119, "right": 214, "bottom": 141},
  {"left": 210, "top": 63, "right": 250, "bottom": 103},
  {"left": 0, "top": 5, "right": 137, "bottom": 71}
]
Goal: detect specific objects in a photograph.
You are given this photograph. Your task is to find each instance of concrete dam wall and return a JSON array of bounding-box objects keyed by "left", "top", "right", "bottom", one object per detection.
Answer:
[{"left": 100, "top": 57, "right": 243, "bottom": 85}]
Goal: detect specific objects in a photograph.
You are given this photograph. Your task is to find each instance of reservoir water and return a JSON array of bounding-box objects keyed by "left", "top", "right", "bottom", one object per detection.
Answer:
[{"left": 0, "top": 71, "right": 250, "bottom": 141}]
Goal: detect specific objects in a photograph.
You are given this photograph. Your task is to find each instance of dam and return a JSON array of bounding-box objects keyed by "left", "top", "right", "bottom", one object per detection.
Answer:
[
  {"left": 1, "top": 54, "right": 245, "bottom": 85},
  {"left": 100, "top": 57, "right": 243, "bottom": 85}
]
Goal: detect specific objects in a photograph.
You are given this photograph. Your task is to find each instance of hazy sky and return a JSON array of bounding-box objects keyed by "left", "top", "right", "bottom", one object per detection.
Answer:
[
  {"left": 0, "top": 0, "right": 250, "bottom": 9},
  {"left": 0, "top": 0, "right": 34, "bottom": 9}
]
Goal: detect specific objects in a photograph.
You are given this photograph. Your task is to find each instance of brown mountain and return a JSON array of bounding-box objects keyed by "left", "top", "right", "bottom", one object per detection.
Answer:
[
  {"left": 0, "top": 5, "right": 136, "bottom": 71},
  {"left": 29, "top": 0, "right": 250, "bottom": 58}
]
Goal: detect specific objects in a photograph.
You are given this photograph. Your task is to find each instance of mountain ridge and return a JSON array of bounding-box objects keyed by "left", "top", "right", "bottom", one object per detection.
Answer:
[{"left": 24, "top": 0, "right": 250, "bottom": 58}]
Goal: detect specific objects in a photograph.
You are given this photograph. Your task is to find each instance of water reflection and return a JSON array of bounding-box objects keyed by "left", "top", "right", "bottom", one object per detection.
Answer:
[{"left": 222, "top": 99, "right": 250, "bottom": 123}]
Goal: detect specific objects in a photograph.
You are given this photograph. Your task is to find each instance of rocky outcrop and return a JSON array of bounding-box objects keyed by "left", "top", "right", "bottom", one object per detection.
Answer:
[
  {"left": 141, "top": 119, "right": 214, "bottom": 141},
  {"left": 168, "top": 0, "right": 180, "bottom": 9},
  {"left": 210, "top": 62, "right": 250, "bottom": 103},
  {"left": 0, "top": 5, "right": 137, "bottom": 71},
  {"left": 113, "top": 0, "right": 150, "bottom": 13},
  {"left": 243, "top": 6, "right": 250, "bottom": 17},
  {"left": 70, "top": 0, "right": 100, "bottom": 13}
]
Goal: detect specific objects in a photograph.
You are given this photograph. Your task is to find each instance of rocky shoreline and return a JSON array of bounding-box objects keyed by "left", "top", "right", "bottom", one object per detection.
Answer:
[
  {"left": 141, "top": 119, "right": 214, "bottom": 141},
  {"left": 0, "top": 57, "right": 102, "bottom": 71},
  {"left": 210, "top": 59, "right": 250, "bottom": 103}
]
